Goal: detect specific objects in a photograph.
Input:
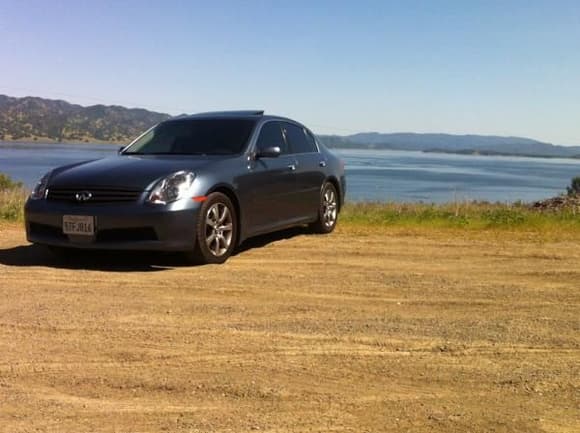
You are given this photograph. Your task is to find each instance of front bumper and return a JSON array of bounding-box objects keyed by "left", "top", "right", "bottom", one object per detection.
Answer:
[{"left": 25, "top": 199, "right": 201, "bottom": 251}]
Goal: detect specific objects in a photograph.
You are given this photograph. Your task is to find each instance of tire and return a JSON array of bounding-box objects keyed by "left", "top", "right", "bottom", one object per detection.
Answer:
[
  {"left": 310, "top": 182, "right": 339, "bottom": 234},
  {"left": 186, "top": 192, "right": 238, "bottom": 264}
]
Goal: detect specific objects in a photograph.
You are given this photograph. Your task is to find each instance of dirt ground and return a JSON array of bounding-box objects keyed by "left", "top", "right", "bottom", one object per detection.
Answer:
[{"left": 0, "top": 223, "right": 578, "bottom": 433}]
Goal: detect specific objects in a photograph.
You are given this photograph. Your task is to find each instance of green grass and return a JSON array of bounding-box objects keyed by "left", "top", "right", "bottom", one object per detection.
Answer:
[
  {"left": 1, "top": 172, "right": 578, "bottom": 233},
  {"left": 341, "top": 201, "right": 580, "bottom": 232}
]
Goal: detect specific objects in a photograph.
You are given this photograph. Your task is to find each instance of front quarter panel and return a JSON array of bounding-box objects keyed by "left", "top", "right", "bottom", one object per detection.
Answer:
[{"left": 320, "top": 146, "right": 346, "bottom": 208}]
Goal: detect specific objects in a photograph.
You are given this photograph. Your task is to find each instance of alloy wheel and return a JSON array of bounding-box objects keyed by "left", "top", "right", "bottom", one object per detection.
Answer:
[
  {"left": 322, "top": 187, "right": 338, "bottom": 228},
  {"left": 204, "top": 203, "right": 234, "bottom": 257}
]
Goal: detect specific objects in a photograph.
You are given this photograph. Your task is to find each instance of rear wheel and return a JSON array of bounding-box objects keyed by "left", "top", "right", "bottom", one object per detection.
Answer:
[
  {"left": 310, "top": 182, "right": 339, "bottom": 234},
  {"left": 186, "top": 192, "right": 237, "bottom": 264}
]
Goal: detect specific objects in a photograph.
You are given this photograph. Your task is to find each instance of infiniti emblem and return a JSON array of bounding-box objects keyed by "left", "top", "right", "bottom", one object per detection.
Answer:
[{"left": 75, "top": 191, "right": 93, "bottom": 202}]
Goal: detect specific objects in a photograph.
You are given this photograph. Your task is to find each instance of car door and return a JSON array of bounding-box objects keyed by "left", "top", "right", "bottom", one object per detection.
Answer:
[
  {"left": 282, "top": 122, "right": 325, "bottom": 220},
  {"left": 243, "top": 121, "right": 299, "bottom": 234}
]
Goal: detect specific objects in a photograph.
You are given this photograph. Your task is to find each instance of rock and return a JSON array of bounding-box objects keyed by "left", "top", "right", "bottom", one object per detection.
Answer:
[{"left": 531, "top": 194, "right": 580, "bottom": 212}]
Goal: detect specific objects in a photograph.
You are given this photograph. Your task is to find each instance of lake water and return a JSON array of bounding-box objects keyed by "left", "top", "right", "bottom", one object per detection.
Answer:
[{"left": 1, "top": 142, "right": 580, "bottom": 203}]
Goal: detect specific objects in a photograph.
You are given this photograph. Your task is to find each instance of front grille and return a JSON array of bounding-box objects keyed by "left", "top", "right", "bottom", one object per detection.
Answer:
[{"left": 47, "top": 187, "right": 142, "bottom": 204}]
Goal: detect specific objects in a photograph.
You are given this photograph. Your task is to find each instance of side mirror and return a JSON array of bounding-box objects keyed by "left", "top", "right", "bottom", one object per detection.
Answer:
[
  {"left": 118, "top": 146, "right": 126, "bottom": 154},
  {"left": 256, "top": 146, "right": 281, "bottom": 158}
]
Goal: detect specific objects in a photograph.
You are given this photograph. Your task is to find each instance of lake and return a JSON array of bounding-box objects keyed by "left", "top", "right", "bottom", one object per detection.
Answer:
[{"left": 1, "top": 141, "right": 580, "bottom": 203}]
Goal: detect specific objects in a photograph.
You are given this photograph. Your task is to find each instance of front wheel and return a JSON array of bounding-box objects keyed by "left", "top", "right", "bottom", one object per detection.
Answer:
[
  {"left": 186, "top": 192, "right": 237, "bottom": 264},
  {"left": 310, "top": 182, "right": 339, "bottom": 234}
]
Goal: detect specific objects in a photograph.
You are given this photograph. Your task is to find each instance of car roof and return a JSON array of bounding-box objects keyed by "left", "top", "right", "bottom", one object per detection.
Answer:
[
  {"left": 172, "top": 111, "right": 301, "bottom": 125},
  {"left": 192, "top": 110, "right": 264, "bottom": 117}
]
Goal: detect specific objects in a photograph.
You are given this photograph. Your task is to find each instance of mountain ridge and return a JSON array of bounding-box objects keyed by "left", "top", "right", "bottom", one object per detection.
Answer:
[
  {"left": 0, "top": 94, "right": 170, "bottom": 143},
  {"left": 1, "top": 94, "right": 579, "bottom": 158},
  {"left": 318, "top": 131, "right": 580, "bottom": 158}
]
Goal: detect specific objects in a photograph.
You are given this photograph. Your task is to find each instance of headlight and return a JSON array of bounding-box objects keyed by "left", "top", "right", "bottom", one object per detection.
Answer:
[
  {"left": 147, "top": 171, "right": 195, "bottom": 205},
  {"left": 30, "top": 172, "right": 50, "bottom": 200}
]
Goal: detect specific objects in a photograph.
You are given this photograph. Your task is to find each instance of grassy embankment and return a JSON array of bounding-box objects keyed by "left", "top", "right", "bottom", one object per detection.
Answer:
[
  {"left": 341, "top": 201, "right": 580, "bottom": 233},
  {"left": 1, "top": 173, "right": 579, "bottom": 232}
]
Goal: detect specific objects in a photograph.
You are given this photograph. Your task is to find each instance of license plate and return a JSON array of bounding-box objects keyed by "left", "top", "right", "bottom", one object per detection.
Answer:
[{"left": 63, "top": 215, "right": 95, "bottom": 236}]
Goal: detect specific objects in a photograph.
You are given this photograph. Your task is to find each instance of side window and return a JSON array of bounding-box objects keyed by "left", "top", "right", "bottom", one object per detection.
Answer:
[
  {"left": 283, "top": 123, "right": 317, "bottom": 154},
  {"left": 304, "top": 129, "right": 319, "bottom": 153},
  {"left": 255, "top": 122, "right": 287, "bottom": 154}
]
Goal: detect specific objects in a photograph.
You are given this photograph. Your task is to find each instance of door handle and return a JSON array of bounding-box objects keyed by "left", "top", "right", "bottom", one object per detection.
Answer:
[
  {"left": 319, "top": 160, "right": 327, "bottom": 167},
  {"left": 287, "top": 164, "right": 297, "bottom": 171}
]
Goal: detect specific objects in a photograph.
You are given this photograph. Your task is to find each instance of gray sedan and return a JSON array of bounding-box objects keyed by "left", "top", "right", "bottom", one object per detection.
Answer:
[{"left": 25, "top": 111, "right": 346, "bottom": 264}]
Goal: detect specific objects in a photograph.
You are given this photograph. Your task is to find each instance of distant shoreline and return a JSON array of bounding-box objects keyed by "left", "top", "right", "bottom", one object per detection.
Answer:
[
  {"left": 420, "top": 148, "right": 580, "bottom": 160},
  {"left": 0, "top": 137, "right": 124, "bottom": 146}
]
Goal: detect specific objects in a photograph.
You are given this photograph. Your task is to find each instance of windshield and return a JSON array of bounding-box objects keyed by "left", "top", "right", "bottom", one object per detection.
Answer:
[{"left": 123, "top": 118, "right": 257, "bottom": 155}]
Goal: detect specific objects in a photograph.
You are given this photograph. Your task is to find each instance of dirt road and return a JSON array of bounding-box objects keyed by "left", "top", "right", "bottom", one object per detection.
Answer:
[{"left": 0, "top": 223, "right": 578, "bottom": 432}]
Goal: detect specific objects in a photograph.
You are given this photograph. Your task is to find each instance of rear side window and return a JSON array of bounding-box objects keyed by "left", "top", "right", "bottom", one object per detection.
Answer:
[
  {"left": 256, "top": 122, "right": 288, "bottom": 154},
  {"left": 283, "top": 122, "right": 317, "bottom": 154},
  {"left": 304, "top": 129, "right": 319, "bottom": 152}
]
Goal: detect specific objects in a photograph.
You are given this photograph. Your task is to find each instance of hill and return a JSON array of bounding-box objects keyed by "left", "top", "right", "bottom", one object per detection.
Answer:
[
  {"left": 1, "top": 94, "right": 579, "bottom": 158},
  {"left": 0, "top": 94, "right": 170, "bottom": 143},
  {"left": 317, "top": 132, "right": 580, "bottom": 158}
]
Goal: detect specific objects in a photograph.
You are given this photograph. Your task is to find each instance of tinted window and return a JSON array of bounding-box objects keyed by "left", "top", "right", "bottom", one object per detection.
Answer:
[
  {"left": 125, "top": 118, "right": 256, "bottom": 155},
  {"left": 256, "top": 122, "right": 288, "bottom": 154},
  {"left": 283, "top": 123, "right": 317, "bottom": 154}
]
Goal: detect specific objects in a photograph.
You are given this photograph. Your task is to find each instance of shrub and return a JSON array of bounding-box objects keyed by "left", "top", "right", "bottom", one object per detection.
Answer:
[
  {"left": 0, "top": 173, "right": 23, "bottom": 191},
  {"left": 567, "top": 176, "right": 580, "bottom": 196},
  {"left": 0, "top": 173, "right": 26, "bottom": 221},
  {"left": 0, "top": 189, "right": 26, "bottom": 220}
]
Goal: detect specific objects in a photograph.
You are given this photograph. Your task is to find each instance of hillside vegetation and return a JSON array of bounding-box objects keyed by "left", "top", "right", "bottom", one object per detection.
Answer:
[{"left": 0, "top": 94, "right": 169, "bottom": 143}]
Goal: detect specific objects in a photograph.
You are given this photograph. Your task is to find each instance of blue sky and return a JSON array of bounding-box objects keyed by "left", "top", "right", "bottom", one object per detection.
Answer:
[{"left": 1, "top": 1, "right": 579, "bottom": 144}]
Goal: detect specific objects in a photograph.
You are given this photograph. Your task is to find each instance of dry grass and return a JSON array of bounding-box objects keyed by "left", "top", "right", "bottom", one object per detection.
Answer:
[
  {"left": 0, "top": 188, "right": 26, "bottom": 221},
  {"left": 0, "top": 173, "right": 26, "bottom": 221},
  {"left": 0, "top": 223, "right": 578, "bottom": 432}
]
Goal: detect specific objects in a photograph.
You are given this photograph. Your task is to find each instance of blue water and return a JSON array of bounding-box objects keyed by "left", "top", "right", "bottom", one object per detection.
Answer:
[
  {"left": 1, "top": 142, "right": 580, "bottom": 203},
  {"left": 338, "top": 148, "right": 580, "bottom": 202}
]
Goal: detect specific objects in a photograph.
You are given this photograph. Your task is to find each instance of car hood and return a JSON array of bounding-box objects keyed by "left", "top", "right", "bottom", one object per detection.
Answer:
[{"left": 48, "top": 155, "right": 216, "bottom": 190}]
